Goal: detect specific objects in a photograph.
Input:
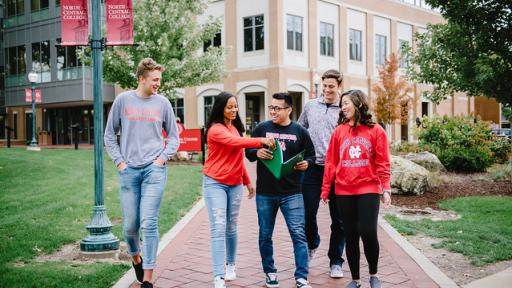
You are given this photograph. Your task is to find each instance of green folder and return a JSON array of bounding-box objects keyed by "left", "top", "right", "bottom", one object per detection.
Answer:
[{"left": 260, "top": 138, "right": 305, "bottom": 180}]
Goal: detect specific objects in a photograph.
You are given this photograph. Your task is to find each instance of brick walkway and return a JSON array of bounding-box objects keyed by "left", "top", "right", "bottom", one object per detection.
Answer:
[{"left": 127, "top": 162, "right": 439, "bottom": 288}]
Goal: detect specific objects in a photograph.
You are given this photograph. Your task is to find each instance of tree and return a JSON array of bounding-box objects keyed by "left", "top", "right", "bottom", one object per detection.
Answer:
[
  {"left": 102, "top": 0, "right": 227, "bottom": 97},
  {"left": 372, "top": 52, "right": 414, "bottom": 126},
  {"left": 406, "top": 0, "right": 512, "bottom": 108}
]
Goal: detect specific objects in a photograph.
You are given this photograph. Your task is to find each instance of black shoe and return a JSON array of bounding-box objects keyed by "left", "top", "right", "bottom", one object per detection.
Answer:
[
  {"left": 132, "top": 257, "right": 144, "bottom": 284},
  {"left": 141, "top": 281, "right": 153, "bottom": 288}
]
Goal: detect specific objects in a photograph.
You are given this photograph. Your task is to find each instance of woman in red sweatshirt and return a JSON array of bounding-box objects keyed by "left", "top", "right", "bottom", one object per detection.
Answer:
[
  {"left": 321, "top": 90, "right": 391, "bottom": 288},
  {"left": 203, "top": 91, "right": 275, "bottom": 288}
]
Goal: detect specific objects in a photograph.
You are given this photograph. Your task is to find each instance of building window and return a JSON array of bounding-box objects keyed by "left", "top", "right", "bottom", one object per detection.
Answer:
[
  {"left": 6, "top": 0, "right": 24, "bottom": 17},
  {"left": 56, "top": 38, "right": 82, "bottom": 80},
  {"left": 204, "top": 96, "right": 215, "bottom": 125},
  {"left": 422, "top": 102, "right": 429, "bottom": 117},
  {"left": 170, "top": 97, "right": 185, "bottom": 125},
  {"left": 56, "top": 0, "right": 60, "bottom": 6},
  {"left": 286, "top": 14, "right": 302, "bottom": 52},
  {"left": 13, "top": 113, "right": 18, "bottom": 139},
  {"left": 5, "top": 45, "right": 26, "bottom": 87},
  {"left": 31, "top": 0, "right": 49, "bottom": 11},
  {"left": 320, "top": 22, "right": 334, "bottom": 57},
  {"left": 243, "top": 14, "right": 264, "bottom": 52},
  {"left": 375, "top": 34, "right": 387, "bottom": 65},
  {"left": 32, "top": 41, "right": 51, "bottom": 82},
  {"left": 204, "top": 32, "right": 221, "bottom": 52},
  {"left": 398, "top": 39, "right": 409, "bottom": 68},
  {"left": 349, "top": 29, "right": 362, "bottom": 61}
]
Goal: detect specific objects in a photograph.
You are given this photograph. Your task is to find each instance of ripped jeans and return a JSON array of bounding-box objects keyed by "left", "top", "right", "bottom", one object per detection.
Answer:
[{"left": 203, "top": 175, "right": 244, "bottom": 278}]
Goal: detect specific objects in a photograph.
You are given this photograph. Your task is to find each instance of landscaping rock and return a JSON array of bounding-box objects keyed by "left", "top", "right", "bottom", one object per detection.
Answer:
[
  {"left": 391, "top": 155, "right": 429, "bottom": 195},
  {"left": 404, "top": 151, "right": 446, "bottom": 172}
]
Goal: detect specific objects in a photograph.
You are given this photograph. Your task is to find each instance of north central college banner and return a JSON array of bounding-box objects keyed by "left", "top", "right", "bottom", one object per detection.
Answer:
[
  {"left": 105, "top": 0, "right": 134, "bottom": 45},
  {"left": 60, "top": 0, "right": 89, "bottom": 46}
]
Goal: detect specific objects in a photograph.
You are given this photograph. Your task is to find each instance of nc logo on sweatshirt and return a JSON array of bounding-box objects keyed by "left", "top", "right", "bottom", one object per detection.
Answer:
[{"left": 349, "top": 145, "right": 362, "bottom": 159}]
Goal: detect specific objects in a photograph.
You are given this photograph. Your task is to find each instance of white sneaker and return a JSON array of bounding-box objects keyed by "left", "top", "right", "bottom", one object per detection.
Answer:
[
  {"left": 296, "top": 278, "right": 312, "bottom": 288},
  {"left": 308, "top": 248, "right": 317, "bottom": 262},
  {"left": 330, "top": 264, "right": 344, "bottom": 278},
  {"left": 225, "top": 263, "right": 236, "bottom": 281},
  {"left": 214, "top": 276, "right": 226, "bottom": 288}
]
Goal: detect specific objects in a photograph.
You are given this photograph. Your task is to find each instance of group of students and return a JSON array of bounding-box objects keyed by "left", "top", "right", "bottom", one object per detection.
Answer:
[{"left": 104, "top": 58, "right": 391, "bottom": 288}]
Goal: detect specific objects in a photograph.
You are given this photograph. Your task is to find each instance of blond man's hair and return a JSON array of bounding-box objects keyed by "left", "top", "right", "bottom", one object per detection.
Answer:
[{"left": 136, "top": 58, "right": 164, "bottom": 79}]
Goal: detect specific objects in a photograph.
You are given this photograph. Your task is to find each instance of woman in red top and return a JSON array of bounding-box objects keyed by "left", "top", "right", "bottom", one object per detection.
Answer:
[
  {"left": 321, "top": 90, "right": 391, "bottom": 288},
  {"left": 203, "top": 92, "right": 275, "bottom": 288}
]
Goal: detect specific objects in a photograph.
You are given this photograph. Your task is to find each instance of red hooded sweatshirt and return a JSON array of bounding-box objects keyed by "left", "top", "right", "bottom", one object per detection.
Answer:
[{"left": 321, "top": 123, "right": 391, "bottom": 199}]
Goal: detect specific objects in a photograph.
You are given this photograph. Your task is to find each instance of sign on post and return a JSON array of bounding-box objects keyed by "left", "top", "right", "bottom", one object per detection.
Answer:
[
  {"left": 60, "top": 0, "right": 89, "bottom": 46},
  {"left": 105, "top": 0, "right": 134, "bottom": 45},
  {"left": 25, "top": 88, "right": 42, "bottom": 103}
]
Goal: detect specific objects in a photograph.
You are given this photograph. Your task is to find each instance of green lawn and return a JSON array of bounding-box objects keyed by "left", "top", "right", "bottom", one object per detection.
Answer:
[
  {"left": 0, "top": 148, "right": 203, "bottom": 287},
  {"left": 385, "top": 196, "right": 512, "bottom": 266}
]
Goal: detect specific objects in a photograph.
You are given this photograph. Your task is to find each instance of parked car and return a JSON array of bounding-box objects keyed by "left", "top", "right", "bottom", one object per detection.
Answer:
[{"left": 492, "top": 128, "right": 512, "bottom": 139}]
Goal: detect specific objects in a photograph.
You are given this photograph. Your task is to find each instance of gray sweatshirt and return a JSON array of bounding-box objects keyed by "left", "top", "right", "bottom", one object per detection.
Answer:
[
  {"left": 297, "top": 95, "right": 340, "bottom": 165},
  {"left": 104, "top": 91, "right": 180, "bottom": 168}
]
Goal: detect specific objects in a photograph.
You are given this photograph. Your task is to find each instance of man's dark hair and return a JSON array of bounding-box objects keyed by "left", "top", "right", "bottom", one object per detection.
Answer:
[
  {"left": 272, "top": 92, "right": 293, "bottom": 107},
  {"left": 322, "top": 69, "right": 343, "bottom": 85}
]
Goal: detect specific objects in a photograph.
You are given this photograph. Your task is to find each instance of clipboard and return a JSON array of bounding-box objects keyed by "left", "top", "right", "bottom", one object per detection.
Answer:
[{"left": 260, "top": 138, "right": 305, "bottom": 179}]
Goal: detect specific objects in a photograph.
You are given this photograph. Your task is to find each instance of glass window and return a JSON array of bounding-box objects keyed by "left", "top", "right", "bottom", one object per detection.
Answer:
[
  {"left": 320, "top": 22, "right": 334, "bottom": 57},
  {"left": 204, "top": 96, "right": 215, "bottom": 125},
  {"left": 31, "top": 0, "right": 49, "bottom": 11},
  {"left": 5, "top": 45, "right": 26, "bottom": 83},
  {"left": 243, "top": 14, "right": 264, "bottom": 52},
  {"left": 56, "top": 39, "right": 82, "bottom": 80},
  {"left": 349, "top": 29, "right": 362, "bottom": 61},
  {"left": 204, "top": 32, "right": 221, "bottom": 52},
  {"left": 375, "top": 34, "right": 387, "bottom": 65},
  {"left": 32, "top": 41, "right": 51, "bottom": 82},
  {"left": 286, "top": 14, "right": 303, "bottom": 51},
  {"left": 170, "top": 97, "right": 185, "bottom": 125},
  {"left": 398, "top": 39, "right": 409, "bottom": 68},
  {"left": 6, "top": 0, "right": 24, "bottom": 17}
]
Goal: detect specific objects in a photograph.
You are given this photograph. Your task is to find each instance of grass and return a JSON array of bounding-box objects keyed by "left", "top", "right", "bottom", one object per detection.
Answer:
[
  {"left": 385, "top": 196, "right": 512, "bottom": 266},
  {"left": 0, "top": 148, "right": 203, "bottom": 287}
]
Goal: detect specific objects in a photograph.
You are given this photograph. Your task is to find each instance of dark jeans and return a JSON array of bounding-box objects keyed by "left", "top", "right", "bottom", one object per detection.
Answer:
[
  {"left": 302, "top": 164, "right": 345, "bottom": 266},
  {"left": 336, "top": 194, "right": 380, "bottom": 280},
  {"left": 256, "top": 193, "right": 309, "bottom": 280}
]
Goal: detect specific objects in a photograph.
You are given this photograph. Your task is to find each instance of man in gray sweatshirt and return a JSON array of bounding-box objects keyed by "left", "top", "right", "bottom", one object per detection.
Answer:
[
  {"left": 298, "top": 69, "right": 345, "bottom": 279},
  {"left": 104, "top": 58, "right": 179, "bottom": 288}
]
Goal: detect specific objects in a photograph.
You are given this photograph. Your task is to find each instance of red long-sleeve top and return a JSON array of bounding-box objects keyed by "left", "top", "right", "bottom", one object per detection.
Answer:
[
  {"left": 203, "top": 123, "right": 263, "bottom": 185},
  {"left": 321, "top": 123, "right": 391, "bottom": 199}
]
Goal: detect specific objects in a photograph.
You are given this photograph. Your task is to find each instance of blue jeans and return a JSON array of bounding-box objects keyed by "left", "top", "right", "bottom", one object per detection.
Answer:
[
  {"left": 203, "top": 175, "right": 244, "bottom": 278},
  {"left": 302, "top": 164, "right": 345, "bottom": 266},
  {"left": 256, "top": 193, "right": 309, "bottom": 280},
  {"left": 119, "top": 163, "right": 167, "bottom": 270}
]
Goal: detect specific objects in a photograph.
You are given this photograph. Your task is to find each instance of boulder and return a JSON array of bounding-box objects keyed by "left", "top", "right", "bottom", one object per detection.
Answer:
[
  {"left": 404, "top": 151, "right": 446, "bottom": 172},
  {"left": 391, "top": 155, "right": 429, "bottom": 195}
]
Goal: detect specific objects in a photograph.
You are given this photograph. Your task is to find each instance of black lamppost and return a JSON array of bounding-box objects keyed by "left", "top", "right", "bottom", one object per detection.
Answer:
[{"left": 27, "top": 71, "right": 40, "bottom": 151}]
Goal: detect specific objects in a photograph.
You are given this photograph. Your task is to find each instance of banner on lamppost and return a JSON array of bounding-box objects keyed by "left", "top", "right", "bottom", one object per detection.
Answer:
[
  {"left": 25, "top": 89, "right": 42, "bottom": 103},
  {"left": 105, "top": 0, "right": 134, "bottom": 45},
  {"left": 60, "top": 0, "right": 89, "bottom": 46}
]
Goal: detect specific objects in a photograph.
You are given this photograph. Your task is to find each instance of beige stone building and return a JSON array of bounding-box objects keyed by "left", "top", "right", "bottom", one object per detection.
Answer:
[{"left": 179, "top": 0, "right": 501, "bottom": 142}]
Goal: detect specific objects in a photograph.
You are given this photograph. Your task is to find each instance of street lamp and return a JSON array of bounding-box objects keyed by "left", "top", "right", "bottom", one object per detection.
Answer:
[
  {"left": 27, "top": 71, "right": 40, "bottom": 151},
  {"left": 313, "top": 72, "right": 321, "bottom": 98}
]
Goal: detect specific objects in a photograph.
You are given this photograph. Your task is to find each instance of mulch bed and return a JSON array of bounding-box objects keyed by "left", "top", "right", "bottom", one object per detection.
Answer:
[{"left": 393, "top": 173, "right": 512, "bottom": 209}]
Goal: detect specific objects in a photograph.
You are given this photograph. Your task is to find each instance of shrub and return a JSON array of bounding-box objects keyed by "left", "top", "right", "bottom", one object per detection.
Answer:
[
  {"left": 417, "top": 115, "right": 495, "bottom": 172},
  {"left": 390, "top": 141, "right": 420, "bottom": 155},
  {"left": 487, "top": 161, "right": 512, "bottom": 181},
  {"left": 489, "top": 137, "right": 512, "bottom": 164}
]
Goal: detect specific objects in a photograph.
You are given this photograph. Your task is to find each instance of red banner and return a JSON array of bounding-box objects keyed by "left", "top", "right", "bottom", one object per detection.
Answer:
[
  {"left": 105, "top": 0, "right": 134, "bottom": 45},
  {"left": 25, "top": 89, "right": 42, "bottom": 103},
  {"left": 60, "top": 0, "right": 89, "bottom": 46},
  {"left": 178, "top": 129, "right": 203, "bottom": 152}
]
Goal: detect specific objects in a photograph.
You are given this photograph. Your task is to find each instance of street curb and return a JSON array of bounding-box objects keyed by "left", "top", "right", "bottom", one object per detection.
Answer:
[
  {"left": 379, "top": 217, "right": 460, "bottom": 288},
  {"left": 111, "top": 198, "right": 205, "bottom": 288}
]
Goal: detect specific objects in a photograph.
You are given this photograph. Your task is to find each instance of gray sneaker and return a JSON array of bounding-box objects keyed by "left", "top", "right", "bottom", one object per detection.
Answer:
[
  {"left": 329, "top": 264, "right": 344, "bottom": 278},
  {"left": 296, "top": 278, "right": 312, "bottom": 288},
  {"left": 369, "top": 276, "right": 382, "bottom": 288},
  {"left": 346, "top": 280, "right": 361, "bottom": 288}
]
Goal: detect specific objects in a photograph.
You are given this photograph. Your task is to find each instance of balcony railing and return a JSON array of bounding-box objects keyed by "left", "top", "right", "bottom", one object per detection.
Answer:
[
  {"left": 5, "top": 75, "right": 27, "bottom": 87},
  {"left": 57, "top": 66, "right": 92, "bottom": 81},
  {"left": 31, "top": 8, "right": 50, "bottom": 22},
  {"left": 4, "top": 15, "right": 26, "bottom": 28}
]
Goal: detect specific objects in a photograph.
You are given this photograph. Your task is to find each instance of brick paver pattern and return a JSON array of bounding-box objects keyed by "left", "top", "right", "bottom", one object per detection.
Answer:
[{"left": 128, "top": 162, "right": 438, "bottom": 288}]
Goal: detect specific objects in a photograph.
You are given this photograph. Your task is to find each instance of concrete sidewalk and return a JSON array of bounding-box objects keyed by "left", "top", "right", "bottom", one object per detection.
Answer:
[{"left": 115, "top": 161, "right": 443, "bottom": 287}]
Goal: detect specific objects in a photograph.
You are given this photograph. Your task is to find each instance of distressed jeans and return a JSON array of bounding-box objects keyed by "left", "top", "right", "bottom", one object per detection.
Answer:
[
  {"left": 256, "top": 193, "right": 309, "bottom": 280},
  {"left": 203, "top": 175, "right": 244, "bottom": 278},
  {"left": 119, "top": 163, "right": 167, "bottom": 270}
]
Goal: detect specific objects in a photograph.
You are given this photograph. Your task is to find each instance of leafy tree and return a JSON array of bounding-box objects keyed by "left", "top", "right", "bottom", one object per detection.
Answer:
[
  {"left": 102, "top": 0, "right": 227, "bottom": 97},
  {"left": 372, "top": 52, "right": 414, "bottom": 125},
  {"left": 406, "top": 0, "right": 512, "bottom": 108}
]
